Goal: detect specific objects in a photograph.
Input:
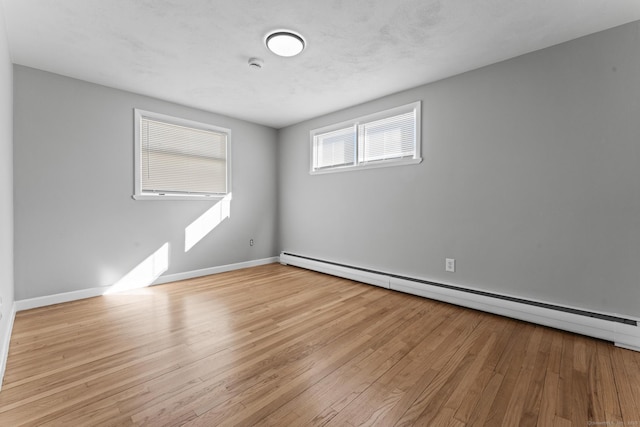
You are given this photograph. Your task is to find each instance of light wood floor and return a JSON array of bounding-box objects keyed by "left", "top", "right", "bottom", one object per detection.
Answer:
[{"left": 1, "top": 264, "right": 639, "bottom": 426}]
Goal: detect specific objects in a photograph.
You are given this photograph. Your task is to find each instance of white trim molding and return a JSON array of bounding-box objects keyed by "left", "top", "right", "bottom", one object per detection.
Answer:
[
  {"left": 133, "top": 108, "right": 232, "bottom": 201},
  {"left": 280, "top": 252, "right": 640, "bottom": 352},
  {"left": 15, "top": 257, "right": 279, "bottom": 312},
  {"left": 280, "top": 252, "right": 390, "bottom": 289},
  {"left": 0, "top": 302, "right": 16, "bottom": 391},
  {"left": 309, "top": 101, "right": 422, "bottom": 175},
  {"left": 15, "top": 287, "right": 106, "bottom": 311},
  {"left": 153, "top": 257, "right": 279, "bottom": 285}
]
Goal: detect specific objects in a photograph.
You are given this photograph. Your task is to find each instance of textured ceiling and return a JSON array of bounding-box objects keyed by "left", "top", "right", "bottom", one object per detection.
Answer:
[{"left": 2, "top": 0, "right": 640, "bottom": 128}]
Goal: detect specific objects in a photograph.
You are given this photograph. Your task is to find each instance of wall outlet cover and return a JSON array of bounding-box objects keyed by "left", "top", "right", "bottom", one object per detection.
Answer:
[{"left": 446, "top": 258, "right": 455, "bottom": 272}]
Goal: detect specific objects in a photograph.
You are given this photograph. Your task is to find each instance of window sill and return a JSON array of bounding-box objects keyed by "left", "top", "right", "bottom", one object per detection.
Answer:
[
  {"left": 132, "top": 193, "right": 229, "bottom": 201},
  {"left": 310, "top": 157, "right": 422, "bottom": 175}
]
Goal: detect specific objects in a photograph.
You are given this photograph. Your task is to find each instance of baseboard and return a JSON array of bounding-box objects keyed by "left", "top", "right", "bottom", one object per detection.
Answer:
[
  {"left": 0, "top": 302, "right": 16, "bottom": 391},
  {"left": 279, "top": 253, "right": 390, "bottom": 289},
  {"left": 15, "top": 287, "right": 106, "bottom": 311},
  {"left": 152, "top": 257, "right": 279, "bottom": 285},
  {"left": 15, "top": 257, "right": 279, "bottom": 312},
  {"left": 280, "top": 252, "right": 640, "bottom": 352}
]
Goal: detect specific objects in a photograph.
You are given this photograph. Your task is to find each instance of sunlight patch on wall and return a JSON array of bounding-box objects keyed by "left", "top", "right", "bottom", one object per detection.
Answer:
[
  {"left": 185, "top": 193, "right": 232, "bottom": 252},
  {"left": 103, "top": 243, "right": 170, "bottom": 295}
]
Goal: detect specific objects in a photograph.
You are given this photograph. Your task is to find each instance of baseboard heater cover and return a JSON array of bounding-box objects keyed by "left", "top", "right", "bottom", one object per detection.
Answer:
[{"left": 280, "top": 252, "right": 640, "bottom": 352}]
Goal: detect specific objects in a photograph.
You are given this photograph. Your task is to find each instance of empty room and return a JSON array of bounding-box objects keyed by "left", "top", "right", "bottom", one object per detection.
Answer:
[{"left": 0, "top": 0, "right": 639, "bottom": 425}]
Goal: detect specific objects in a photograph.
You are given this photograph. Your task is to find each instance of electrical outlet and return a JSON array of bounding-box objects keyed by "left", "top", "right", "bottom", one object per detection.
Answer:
[
  {"left": 249, "top": 239, "right": 254, "bottom": 246},
  {"left": 445, "top": 258, "right": 455, "bottom": 272}
]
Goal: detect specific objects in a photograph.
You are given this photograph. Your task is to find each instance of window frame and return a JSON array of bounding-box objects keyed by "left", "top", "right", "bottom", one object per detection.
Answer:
[
  {"left": 309, "top": 101, "right": 422, "bottom": 175},
  {"left": 133, "top": 109, "right": 232, "bottom": 201}
]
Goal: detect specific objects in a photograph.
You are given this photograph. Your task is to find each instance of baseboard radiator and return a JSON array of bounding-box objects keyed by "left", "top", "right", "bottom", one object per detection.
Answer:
[{"left": 280, "top": 252, "right": 640, "bottom": 352}]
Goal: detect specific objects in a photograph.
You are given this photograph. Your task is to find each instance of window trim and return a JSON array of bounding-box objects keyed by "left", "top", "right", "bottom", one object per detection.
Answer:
[
  {"left": 133, "top": 109, "right": 232, "bottom": 201},
  {"left": 309, "top": 101, "right": 422, "bottom": 175}
]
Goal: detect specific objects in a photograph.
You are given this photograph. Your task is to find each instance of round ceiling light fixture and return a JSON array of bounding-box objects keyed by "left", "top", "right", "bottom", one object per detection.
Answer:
[{"left": 265, "top": 30, "right": 305, "bottom": 57}]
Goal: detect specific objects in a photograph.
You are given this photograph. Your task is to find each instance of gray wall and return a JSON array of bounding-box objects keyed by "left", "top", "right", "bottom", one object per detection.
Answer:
[
  {"left": 0, "top": 6, "right": 14, "bottom": 337},
  {"left": 278, "top": 22, "right": 640, "bottom": 317},
  {"left": 14, "top": 66, "right": 279, "bottom": 300}
]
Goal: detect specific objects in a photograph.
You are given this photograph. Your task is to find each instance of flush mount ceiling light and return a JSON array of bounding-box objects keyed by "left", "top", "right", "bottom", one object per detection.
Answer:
[{"left": 265, "top": 30, "right": 305, "bottom": 57}]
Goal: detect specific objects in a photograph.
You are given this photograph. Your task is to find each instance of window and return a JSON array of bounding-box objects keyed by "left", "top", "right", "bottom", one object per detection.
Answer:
[
  {"left": 310, "top": 101, "right": 421, "bottom": 174},
  {"left": 133, "top": 109, "right": 231, "bottom": 200}
]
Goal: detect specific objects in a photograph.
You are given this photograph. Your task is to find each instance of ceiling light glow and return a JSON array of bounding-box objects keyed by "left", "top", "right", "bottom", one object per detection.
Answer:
[{"left": 266, "top": 31, "right": 305, "bottom": 57}]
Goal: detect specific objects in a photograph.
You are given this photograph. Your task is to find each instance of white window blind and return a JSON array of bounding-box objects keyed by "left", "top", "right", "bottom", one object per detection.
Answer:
[
  {"left": 310, "top": 102, "right": 421, "bottom": 174},
  {"left": 358, "top": 110, "right": 416, "bottom": 163},
  {"left": 312, "top": 126, "right": 356, "bottom": 170},
  {"left": 134, "top": 110, "right": 231, "bottom": 199}
]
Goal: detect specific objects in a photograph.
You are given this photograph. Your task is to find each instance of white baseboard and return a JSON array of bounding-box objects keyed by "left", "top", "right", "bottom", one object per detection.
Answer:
[
  {"left": 15, "top": 287, "right": 106, "bottom": 311},
  {"left": 613, "top": 323, "right": 640, "bottom": 352},
  {"left": 0, "top": 302, "right": 16, "bottom": 391},
  {"left": 15, "top": 257, "right": 279, "bottom": 312},
  {"left": 280, "top": 253, "right": 390, "bottom": 289},
  {"left": 152, "top": 257, "right": 279, "bottom": 285},
  {"left": 280, "top": 252, "right": 640, "bottom": 352}
]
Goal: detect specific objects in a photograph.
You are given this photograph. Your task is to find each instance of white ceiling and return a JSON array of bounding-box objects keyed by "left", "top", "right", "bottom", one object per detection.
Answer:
[{"left": 2, "top": 0, "right": 640, "bottom": 128}]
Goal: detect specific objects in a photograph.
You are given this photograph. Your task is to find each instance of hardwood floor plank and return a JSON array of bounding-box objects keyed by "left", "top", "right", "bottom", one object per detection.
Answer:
[
  {"left": 390, "top": 313, "right": 493, "bottom": 426},
  {"left": 556, "top": 333, "right": 575, "bottom": 422},
  {"left": 318, "top": 309, "right": 476, "bottom": 426},
  {"left": 256, "top": 305, "right": 454, "bottom": 426},
  {"left": 212, "top": 298, "right": 432, "bottom": 426},
  {"left": 465, "top": 371, "right": 505, "bottom": 427},
  {"left": 0, "top": 263, "right": 637, "bottom": 426},
  {"left": 331, "top": 310, "right": 470, "bottom": 427},
  {"left": 130, "top": 299, "right": 385, "bottom": 424},
  {"left": 469, "top": 321, "right": 535, "bottom": 427},
  {"left": 616, "top": 348, "right": 640, "bottom": 425},
  {"left": 537, "top": 369, "right": 560, "bottom": 427},
  {"left": 553, "top": 415, "right": 572, "bottom": 427},
  {"left": 499, "top": 326, "right": 544, "bottom": 427},
  {"left": 452, "top": 318, "right": 518, "bottom": 425},
  {"left": 519, "top": 328, "right": 554, "bottom": 427},
  {"left": 595, "top": 341, "right": 624, "bottom": 425},
  {"left": 420, "top": 328, "right": 500, "bottom": 426}
]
